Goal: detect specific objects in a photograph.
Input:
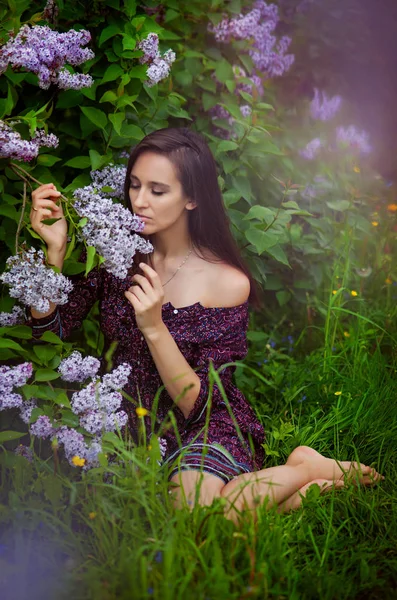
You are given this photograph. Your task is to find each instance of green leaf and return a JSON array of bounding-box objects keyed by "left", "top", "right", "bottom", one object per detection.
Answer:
[
  {"left": 99, "top": 90, "right": 118, "bottom": 104},
  {"left": 64, "top": 156, "right": 92, "bottom": 169},
  {"left": 35, "top": 368, "right": 60, "bottom": 382},
  {"left": 109, "top": 112, "right": 125, "bottom": 135},
  {"left": 124, "top": 0, "right": 137, "bottom": 18},
  {"left": 0, "top": 325, "right": 32, "bottom": 339},
  {"left": 120, "top": 123, "right": 144, "bottom": 140},
  {"left": 52, "top": 391, "right": 71, "bottom": 409},
  {"left": 33, "top": 345, "right": 58, "bottom": 364},
  {"left": 85, "top": 245, "right": 97, "bottom": 275},
  {"left": 122, "top": 34, "right": 136, "bottom": 51},
  {"left": 40, "top": 331, "right": 62, "bottom": 344},
  {"left": 245, "top": 228, "right": 279, "bottom": 255},
  {"left": 60, "top": 409, "right": 80, "bottom": 428},
  {"left": 326, "top": 200, "right": 352, "bottom": 212},
  {"left": 244, "top": 205, "right": 275, "bottom": 223},
  {"left": 99, "top": 24, "right": 122, "bottom": 46},
  {"left": 265, "top": 244, "right": 290, "bottom": 267},
  {"left": 101, "top": 64, "right": 124, "bottom": 85},
  {"left": 0, "top": 431, "right": 26, "bottom": 443},
  {"left": 256, "top": 102, "right": 275, "bottom": 110},
  {"left": 0, "top": 205, "right": 18, "bottom": 220},
  {"left": 202, "top": 92, "right": 217, "bottom": 111},
  {"left": 89, "top": 149, "right": 110, "bottom": 171},
  {"left": 42, "top": 217, "right": 62, "bottom": 226},
  {"left": 215, "top": 60, "right": 234, "bottom": 83},
  {"left": 0, "top": 338, "right": 24, "bottom": 351},
  {"left": 282, "top": 200, "right": 300, "bottom": 209},
  {"left": 276, "top": 290, "right": 291, "bottom": 306},
  {"left": 217, "top": 140, "right": 239, "bottom": 153},
  {"left": 80, "top": 106, "right": 108, "bottom": 130},
  {"left": 37, "top": 155, "right": 62, "bottom": 167}
]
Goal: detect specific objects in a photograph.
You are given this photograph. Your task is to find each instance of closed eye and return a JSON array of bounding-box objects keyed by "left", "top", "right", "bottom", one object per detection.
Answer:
[{"left": 129, "top": 184, "right": 164, "bottom": 196}]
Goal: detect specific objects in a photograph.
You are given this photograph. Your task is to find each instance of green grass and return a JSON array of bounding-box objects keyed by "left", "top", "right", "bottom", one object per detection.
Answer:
[{"left": 1, "top": 342, "right": 396, "bottom": 600}]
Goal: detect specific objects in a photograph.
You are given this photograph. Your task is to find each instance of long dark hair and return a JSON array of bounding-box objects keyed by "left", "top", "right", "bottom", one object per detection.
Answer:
[{"left": 124, "top": 127, "right": 260, "bottom": 307}]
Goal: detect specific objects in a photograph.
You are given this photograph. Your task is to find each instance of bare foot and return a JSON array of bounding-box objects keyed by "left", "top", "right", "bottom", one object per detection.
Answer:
[
  {"left": 277, "top": 478, "right": 346, "bottom": 513},
  {"left": 285, "top": 445, "right": 384, "bottom": 486}
]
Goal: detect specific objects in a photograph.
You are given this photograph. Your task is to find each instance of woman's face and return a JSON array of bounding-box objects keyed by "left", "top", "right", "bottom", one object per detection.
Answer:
[{"left": 128, "top": 151, "right": 196, "bottom": 234}]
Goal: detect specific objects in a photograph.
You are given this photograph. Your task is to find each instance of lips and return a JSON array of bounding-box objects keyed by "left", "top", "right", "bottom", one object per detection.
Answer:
[{"left": 136, "top": 214, "right": 151, "bottom": 220}]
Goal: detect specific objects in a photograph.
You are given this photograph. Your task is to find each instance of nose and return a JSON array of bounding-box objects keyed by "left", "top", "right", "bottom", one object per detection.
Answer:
[{"left": 132, "top": 187, "right": 149, "bottom": 211}]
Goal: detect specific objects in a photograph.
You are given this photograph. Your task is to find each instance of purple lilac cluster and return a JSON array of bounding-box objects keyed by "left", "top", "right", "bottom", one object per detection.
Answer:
[
  {"left": 14, "top": 444, "right": 34, "bottom": 462},
  {"left": 299, "top": 137, "right": 323, "bottom": 160},
  {"left": 208, "top": 1, "right": 294, "bottom": 79},
  {"left": 30, "top": 414, "right": 57, "bottom": 438},
  {"left": 19, "top": 398, "right": 37, "bottom": 424},
  {"left": 0, "top": 25, "right": 94, "bottom": 90},
  {"left": 336, "top": 126, "right": 372, "bottom": 154},
  {"left": 137, "top": 33, "right": 176, "bottom": 87},
  {"left": 73, "top": 171, "right": 153, "bottom": 279},
  {"left": 58, "top": 351, "right": 100, "bottom": 382},
  {"left": 0, "top": 362, "right": 33, "bottom": 410},
  {"left": 91, "top": 164, "right": 126, "bottom": 199},
  {"left": 310, "top": 88, "right": 342, "bottom": 122},
  {"left": 0, "top": 121, "right": 59, "bottom": 162},
  {"left": 70, "top": 363, "right": 131, "bottom": 435},
  {"left": 55, "top": 426, "right": 102, "bottom": 470},
  {"left": 0, "top": 305, "right": 25, "bottom": 327},
  {"left": 232, "top": 65, "right": 264, "bottom": 97},
  {"left": 0, "top": 247, "right": 73, "bottom": 312}
]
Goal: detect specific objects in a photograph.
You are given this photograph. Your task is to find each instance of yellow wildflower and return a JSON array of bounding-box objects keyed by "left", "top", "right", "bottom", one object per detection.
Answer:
[
  {"left": 72, "top": 455, "right": 86, "bottom": 467},
  {"left": 353, "top": 166, "right": 361, "bottom": 173},
  {"left": 148, "top": 444, "right": 152, "bottom": 451},
  {"left": 385, "top": 277, "right": 392, "bottom": 285},
  {"left": 371, "top": 221, "right": 379, "bottom": 227},
  {"left": 351, "top": 290, "right": 358, "bottom": 297},
  {"left": 334, "top": 391, "right": 342, "bottom": 396},
  {"left": 88, "top": 512, "right": 97, "bottom": 520},
  {"left": 136, "top": 407, "right": 149, "bottom": 417},
  {"left": 343, "top": 331, "right": 350, "bottom": 338},
  {"left": 387, "top": 204, "right": 397, "bottom": 212},
  {"left": 332, "top": 290, "right": 337, "bottom": 295}
]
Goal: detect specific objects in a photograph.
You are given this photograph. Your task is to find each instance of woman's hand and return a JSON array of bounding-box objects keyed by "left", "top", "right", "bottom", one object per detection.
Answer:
[
  {"left": 124, "top": 263, "right": 165, "bottom": 338},
  {"left": 30, "top": 183, "right": 68, "bottom": 252}
]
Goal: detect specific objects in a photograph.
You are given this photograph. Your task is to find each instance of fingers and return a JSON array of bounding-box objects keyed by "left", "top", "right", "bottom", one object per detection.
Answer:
[
  {"left": 131, "top": 273, "right": 155, "bottom": 296},
  {"left": 138, "top": 262, "right": 163, "bottom": 292},
  {"left": 32, "top": 184, "right": 62, "bottom": 212}
]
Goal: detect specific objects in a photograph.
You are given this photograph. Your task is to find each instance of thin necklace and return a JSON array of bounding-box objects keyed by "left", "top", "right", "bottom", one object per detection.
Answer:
[{"left": 161, "top": 249, "right": 193, "bottom": 287}]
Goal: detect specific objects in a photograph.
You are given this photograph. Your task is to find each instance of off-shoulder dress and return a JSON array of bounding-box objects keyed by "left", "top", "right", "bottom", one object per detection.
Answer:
[{"left": 29, "top": 265, "right": 265, "bottom": 483}]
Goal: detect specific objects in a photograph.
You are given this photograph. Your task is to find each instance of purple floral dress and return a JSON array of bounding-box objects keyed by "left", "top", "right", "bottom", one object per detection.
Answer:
[{"left": 29, "top": 264, "right": 265, "bottom": 483}]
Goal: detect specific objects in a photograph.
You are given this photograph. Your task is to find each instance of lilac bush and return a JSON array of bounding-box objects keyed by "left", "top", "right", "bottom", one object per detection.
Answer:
[
  {"left": 0, "top": 25, "right": 94, "bottom": 90},
  {"left": 0, "top": 247, "right": 73, "bottom": 312},
  {"left": 336, "top": 125, "right": 372, "bottom": 155},
  {"left": 0, "top": 121, "right": 59, "bottom": 162},
  {"left": 0, "top": 362, "right": 33, "bottom": 410},
  {"left": 137, "top": 33, "right": 176, "bottom": 87},
  {"left": 299, "top": 137, "right": 323, "bottom": 160}
]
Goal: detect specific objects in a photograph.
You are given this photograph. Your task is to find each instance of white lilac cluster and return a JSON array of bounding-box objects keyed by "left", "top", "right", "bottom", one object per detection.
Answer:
[
  {"left": 0, "top": 305, "right": 25, "bottom": 327},
  {"left": 137, "top": 33, "right": 176, "bottom": 87},
  {"left": 73, "top": 171, "right": 153, "bottom": 279},
  {"left": 0, "top": 362, "right": 33, "bottom": 410},
  {"left": 336, "top": 126, "right": 372, "bottom": 155},
  {"left": 58, "top": 351, "right": 100, "bottom": 382},
  {"left": 208, "top": 1, "right": 294, "bottom": 79},
  {"left": 0, "top": 121, "right": 59, "bottom": 162},
  {"left": 0, "top": 247, "right": 73, "bottom": 312},
  {"left": 0, "top": 25, "right": 94, "bottom": 90},
  {"left": 310, "top": 89, "right": 342, "bottom": 122}
]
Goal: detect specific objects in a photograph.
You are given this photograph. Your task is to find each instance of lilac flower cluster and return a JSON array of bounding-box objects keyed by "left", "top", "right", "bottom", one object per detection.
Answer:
[
  {"left": 232, "top": 65, "right": 264, "bottom": 97},
  {"left": 14, "top": 444, "right": 34, "bottom": 462},
  {"left": 0, "top": 121, "right": 59, "bottom": 162},
  {"left": 90, "top": 164, "right": 126, "bottom": 199},
  {"left": 299, "top": 137, "right": 323, "bottom": 160},
  {"left": 0, "top": 25, "right": 94, "bottom": 90},
  {"left": 58, "top": 351, "right": 100, "bottom": 382},
  {"left": 310, "top": 89, "right": 342, "bottom": 122},
  {"left": 208, "top": 1, "right": 294, "bottom": 79},
  {"left": 0, "top": 362, "right": 33, "bottom": 411},
  {"left": 0, "top": 305, "right": 25, "bottom": 327},
  {"left": 73, "top": 172, "right": 153, "bottom": 279},
  {"left": 336, "top": 126, "right": 372, "bottom": 155},
  {"left": 30, "top": 414, "right": 56, "bottom": 438},
  {"left": 19, "top": 398, "right": 38, "bottom": 424},
  {"left": 137, "top": 33, "right": 176, "bottom": 87},
  {"left": 70, "top": 363, "right": 130, "bottom": 436},
  {"left": 0, "top": 247, "right": 73, "bottom": 312}
]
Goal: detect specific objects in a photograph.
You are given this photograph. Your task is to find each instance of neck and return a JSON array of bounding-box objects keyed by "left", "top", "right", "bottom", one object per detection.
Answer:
[{"left": 152, "top": 216, "right": 192, "bottom": 261}]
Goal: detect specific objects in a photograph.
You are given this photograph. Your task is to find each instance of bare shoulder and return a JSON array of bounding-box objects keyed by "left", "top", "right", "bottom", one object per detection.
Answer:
[{"left": 204, "top": 258, "right": 250, "bottom": 308}]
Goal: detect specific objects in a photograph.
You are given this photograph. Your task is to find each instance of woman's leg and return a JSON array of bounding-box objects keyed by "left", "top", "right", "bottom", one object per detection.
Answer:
[{"left": 220, "top": 446, "right": 383, "bottom": 522}]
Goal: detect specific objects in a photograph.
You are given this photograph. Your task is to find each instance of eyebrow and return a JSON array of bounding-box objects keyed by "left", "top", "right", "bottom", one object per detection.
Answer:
[{"left": 130, "top": 174, "right": 170, "bottom": 188}]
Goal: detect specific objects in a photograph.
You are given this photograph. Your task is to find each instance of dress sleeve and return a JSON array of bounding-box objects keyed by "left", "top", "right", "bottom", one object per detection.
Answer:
[
  {"left": 28, "top": 262, "right": 103, "bottom": 341},
  {"left": 185, "top": 308, "right": 248, "bottom": 425}
]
